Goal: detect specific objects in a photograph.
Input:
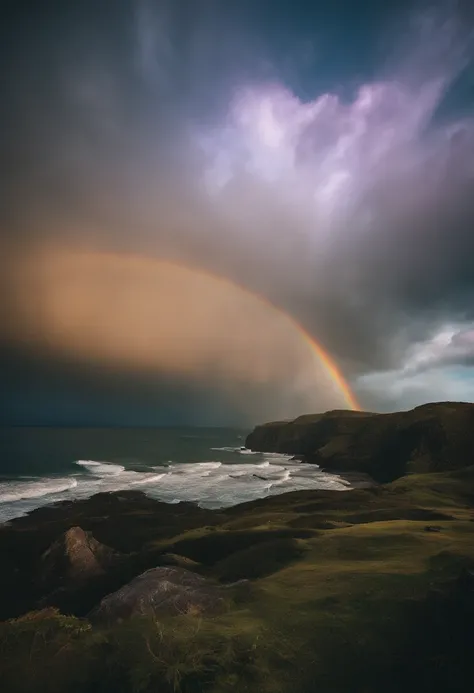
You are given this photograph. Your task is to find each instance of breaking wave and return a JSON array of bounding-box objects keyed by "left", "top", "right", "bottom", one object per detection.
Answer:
[
  {"left": 75, "top": 460, "right": 125, "bottom": 476},
  {"left": 0, "top": 450, "right": 365, "bottom": 523},
  {"left": 0, "top": 477, "right": 78, "bottom": 504}
]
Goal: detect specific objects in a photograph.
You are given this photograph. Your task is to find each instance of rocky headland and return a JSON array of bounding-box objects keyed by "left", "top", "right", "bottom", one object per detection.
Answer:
[{"left": 246, "top": 401, "right": 474, "bottom": 482}]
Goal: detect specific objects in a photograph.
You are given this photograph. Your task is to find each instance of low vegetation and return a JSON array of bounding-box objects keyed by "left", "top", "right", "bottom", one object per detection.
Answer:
[{"left": 1, "top": 410, "right": 474, "bottom": 692}]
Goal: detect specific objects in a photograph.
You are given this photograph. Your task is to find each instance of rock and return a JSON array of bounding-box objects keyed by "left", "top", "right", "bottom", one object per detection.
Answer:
[
  {"left": 33, "top": 527, "right": 126, "bottom": 616},
  {"left": 89, "top": 567, "right": 228, "bottom": 624},
  {"left": 245, "top": 402, "right": 474, "bottom": 483},
  {"left": 39, "top": 526, "right": 118, "bottom": 588},
  {"left": 156, "top": 553, "right": 202, "bottom": 570}
]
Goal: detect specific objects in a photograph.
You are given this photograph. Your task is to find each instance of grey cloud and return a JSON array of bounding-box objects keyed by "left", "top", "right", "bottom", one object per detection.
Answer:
[
  {"left": 356, "top": 365, "right": 474, "bottom": 412},
  {"left": 2, "top": 1, "right": 474, "bottom": 417},
  {"left": 404, "top": 327, "right": 474, "bottom": 373}
]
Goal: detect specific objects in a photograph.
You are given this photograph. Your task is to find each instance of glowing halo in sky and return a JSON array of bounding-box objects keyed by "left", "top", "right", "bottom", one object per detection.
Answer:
[{"left": 3, "top": 247, "right": 359, "bottom": 419}]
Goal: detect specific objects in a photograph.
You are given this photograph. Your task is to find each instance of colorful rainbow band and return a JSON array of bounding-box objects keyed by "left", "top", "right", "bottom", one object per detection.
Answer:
[{"left": 89, "top": 251, "right": 360, "bottom": 412}]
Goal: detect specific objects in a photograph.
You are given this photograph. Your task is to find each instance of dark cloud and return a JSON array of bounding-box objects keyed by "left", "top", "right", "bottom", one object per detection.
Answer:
[
  {"left": 0, "top": 344, "right": 250, "bottom": 427},
  {"left": 1, "top": 0, "right": 474, "bottom": 422}
]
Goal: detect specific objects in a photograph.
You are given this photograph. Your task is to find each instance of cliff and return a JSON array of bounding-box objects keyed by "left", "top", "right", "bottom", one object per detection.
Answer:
[{"left": 245, "top": 401, "right": 474, "bottom": 482}]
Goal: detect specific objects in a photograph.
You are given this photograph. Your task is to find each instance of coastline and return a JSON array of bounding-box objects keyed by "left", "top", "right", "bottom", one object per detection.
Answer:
[{"left": 1, "top": 404, "right": 474, "bottom": 692}]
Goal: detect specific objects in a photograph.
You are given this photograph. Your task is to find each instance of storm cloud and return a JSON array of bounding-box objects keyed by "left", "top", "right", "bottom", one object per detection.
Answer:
[{"left": 1, "top": 0, "right": 474, "bottom": 422}]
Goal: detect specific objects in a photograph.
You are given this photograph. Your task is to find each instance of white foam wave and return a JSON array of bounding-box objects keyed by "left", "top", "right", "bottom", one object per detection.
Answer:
[
  {"left": 130, "top": 473, "right": 167, "bottom": 486},
  {"left": 211, "top": 446, "right": 241, "bottom": 452},
  {"left": 0, "top": 477, "right": 78, "bottom": 504},
  {"left": 0, "top": 456, "right": 362, "bottom": 523},
  {"left": 142, "top": 458, "right": 353, "bottom": 508},
  {"left": 211, "top": 445, "right": 258, "bottom": 454},
  {"left": 209, "top": 446, "right": 295, "bottom": 465},
  {"left": 75, "top": 460, "right": 125, "bottom": 476}
]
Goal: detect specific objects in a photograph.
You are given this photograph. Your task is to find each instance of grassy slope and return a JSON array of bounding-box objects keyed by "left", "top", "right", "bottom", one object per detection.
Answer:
[{"left": 1, "top": 469, "right": 474, "bottom": 692}]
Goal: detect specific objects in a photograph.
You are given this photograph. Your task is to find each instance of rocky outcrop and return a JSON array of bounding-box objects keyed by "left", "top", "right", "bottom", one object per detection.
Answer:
[
  {"left": 0, "top": 493, "right": 227, "bottom": 620},
  {"left": 33, "top": 526, "right": 128, "bottom": 616},
  {"left": 39, "top": 526, "right": 118, "bottom": 589},
  {"left": 89, "top": 567, "right": 228, "bottom": 624},
  {"left": 245, "top": 402, "right": 474, "bottom": 483}
]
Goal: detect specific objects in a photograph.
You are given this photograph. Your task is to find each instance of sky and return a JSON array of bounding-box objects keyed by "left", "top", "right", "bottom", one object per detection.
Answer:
[{"left": 1, "top": 0, "right": 474, "bottom": 425}]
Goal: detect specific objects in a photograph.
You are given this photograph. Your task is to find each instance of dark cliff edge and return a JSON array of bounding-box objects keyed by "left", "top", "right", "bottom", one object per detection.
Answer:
[{"left": 245, "top": 401, "right": 474, "bottom": 482}]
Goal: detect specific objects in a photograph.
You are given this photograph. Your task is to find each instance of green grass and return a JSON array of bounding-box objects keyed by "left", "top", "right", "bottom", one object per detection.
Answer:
[
  {"left": 1, "top": 469, "right": 474, "bottom": 692},
  {"left": 0, "top": 608, "right": 293, "bottom": 693}
]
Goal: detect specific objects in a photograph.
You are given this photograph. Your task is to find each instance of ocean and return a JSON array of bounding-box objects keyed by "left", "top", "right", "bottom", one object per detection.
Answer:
[{"left": 0, "top": 427, "right": 352, "bottom": 523}]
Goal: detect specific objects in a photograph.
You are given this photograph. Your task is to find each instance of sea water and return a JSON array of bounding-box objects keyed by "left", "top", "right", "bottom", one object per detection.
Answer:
[{"left": 0, "top": 427, "right": 352, "bottom": 523}]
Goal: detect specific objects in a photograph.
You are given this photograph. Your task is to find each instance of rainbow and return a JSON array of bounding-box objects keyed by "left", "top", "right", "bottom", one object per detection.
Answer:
[
  {"left": 88, "top": 251, "right": 360, "bottom": 411},
  {"left": 284, "top": 323, "right": 360, "bottom": 412}
]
